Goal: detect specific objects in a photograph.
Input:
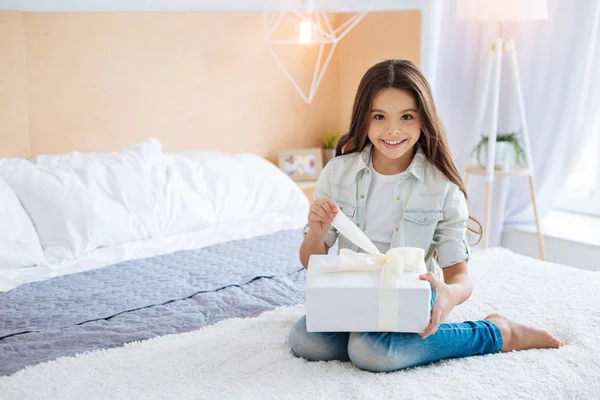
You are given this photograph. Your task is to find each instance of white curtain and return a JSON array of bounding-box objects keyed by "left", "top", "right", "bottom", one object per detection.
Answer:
[{"left": 430, "top": 0, "right": 600, "bottom": 247}]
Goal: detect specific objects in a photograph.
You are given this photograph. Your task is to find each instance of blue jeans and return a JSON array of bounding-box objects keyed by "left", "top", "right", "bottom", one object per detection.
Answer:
[{"left": 288, "top": 289, "right": 503, "bottom": 372}]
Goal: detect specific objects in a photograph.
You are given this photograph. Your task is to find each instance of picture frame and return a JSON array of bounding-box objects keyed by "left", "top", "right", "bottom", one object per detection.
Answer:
[{"left": 278, "top": 147, "right": 323, "bottom": 181}]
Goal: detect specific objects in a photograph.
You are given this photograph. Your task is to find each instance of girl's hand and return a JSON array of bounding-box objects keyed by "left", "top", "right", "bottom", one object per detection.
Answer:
[
  {"left": 307, "top": 198, "right": 338, "bottom": 237},
  {"left": 418, "top": 272, "right": 458, "bottom": 339}
]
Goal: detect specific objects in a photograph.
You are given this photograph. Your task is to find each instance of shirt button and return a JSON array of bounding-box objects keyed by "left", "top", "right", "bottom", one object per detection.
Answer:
[
  {"left": 395, "top": 227, "right": 399, "bottom": 232},
  {"left": 356, "top": 223, "right": 360, "bottom": 227},
  {"left": 360, "top": 195, "right": 365, "bottom": 199},
  {"left": 340, "top": 206, "right": 344, "bottom": 211},
  {"left": 424, "top": 217, "right": 428, "bottom": 221},
  {"left": 366, "top": 170, "right": 370, "bottom": 174},
  {"left": 396, "top": 196, "right": 400, "bottom": 201}
]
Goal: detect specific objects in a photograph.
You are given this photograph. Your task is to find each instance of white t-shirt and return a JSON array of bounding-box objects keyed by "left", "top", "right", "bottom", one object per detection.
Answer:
[{"left": 363, "top": 161, "right": 406, "bottom": 254}]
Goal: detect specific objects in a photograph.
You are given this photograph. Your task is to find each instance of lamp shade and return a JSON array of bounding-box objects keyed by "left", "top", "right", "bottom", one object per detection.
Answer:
[{"left": 457, "top": 0, "right": 548, "bottom": 22}]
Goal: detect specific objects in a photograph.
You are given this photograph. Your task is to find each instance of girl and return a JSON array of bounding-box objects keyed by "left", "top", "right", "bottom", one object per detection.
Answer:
[{"left": 289, "top": 59, "right": 564, "bottom": 373}]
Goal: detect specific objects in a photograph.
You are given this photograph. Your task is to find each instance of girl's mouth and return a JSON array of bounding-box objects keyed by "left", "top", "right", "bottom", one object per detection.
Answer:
[{"left": 381, "top": 138, "right": 408, "bottom": 149}]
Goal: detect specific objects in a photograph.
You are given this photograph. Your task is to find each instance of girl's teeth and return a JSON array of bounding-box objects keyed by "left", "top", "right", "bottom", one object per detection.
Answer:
[{"left": 385, "top": 140, "right": 402, "bottom": 144}]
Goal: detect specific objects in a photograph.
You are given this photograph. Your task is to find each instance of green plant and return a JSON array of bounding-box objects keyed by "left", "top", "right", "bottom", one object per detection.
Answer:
[
  {"left": 471, "top": 132, "right": 526, "bottom": 169},
  {"left": 323, "top": 134, "right": 340, "bottom": 149}
]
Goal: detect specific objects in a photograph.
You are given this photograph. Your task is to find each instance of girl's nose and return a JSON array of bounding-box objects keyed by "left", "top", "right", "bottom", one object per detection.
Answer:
[{"left": 388, "top": 127, "right": 402, "bottom": 136}]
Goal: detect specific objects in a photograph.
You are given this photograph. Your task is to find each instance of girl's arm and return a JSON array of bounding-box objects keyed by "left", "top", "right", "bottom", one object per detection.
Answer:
[
  {"left": 299, "top": 197, "right": 339, "bottom": 269},
  {"left": 299, "top": 160, "right": 338, "bottom": 268},
  {"left": 434, "top": 182, "right": 473, "bottom": 305},
  {"left": 299, "top": 230, "right": 329, "bottom": 268},
  {"left": 419, "top": 262, "right": 472, "bottom": 338},
  {"left": 442, "top": 261, "right": 473, "bottom": 305},
  {"left": 419, "top": 182, "right": 473, "bottom": 338}
]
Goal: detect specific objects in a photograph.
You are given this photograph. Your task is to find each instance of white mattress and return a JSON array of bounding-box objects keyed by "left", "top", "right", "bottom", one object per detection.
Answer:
[{"left": 0, "top": 208, "right": 307, "bottom": 292}]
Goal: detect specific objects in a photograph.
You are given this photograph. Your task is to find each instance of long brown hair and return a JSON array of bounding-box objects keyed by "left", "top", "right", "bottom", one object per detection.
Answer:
[{"left": 336, "top": 59, "right": 482, "bottom": 244}]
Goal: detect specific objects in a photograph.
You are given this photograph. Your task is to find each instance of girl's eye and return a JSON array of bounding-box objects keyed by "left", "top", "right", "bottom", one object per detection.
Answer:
[
  {"left": 373, "top": 114, "right": 385, "bottom": 121},
  {"left": 401, "top": 114, "right": 414, "bottom": 121}
]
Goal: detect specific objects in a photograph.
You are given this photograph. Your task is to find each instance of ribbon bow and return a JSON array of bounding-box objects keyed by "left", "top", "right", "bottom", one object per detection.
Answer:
[{"left": 337, "top": 247, "right": 426, "bottom": 286}]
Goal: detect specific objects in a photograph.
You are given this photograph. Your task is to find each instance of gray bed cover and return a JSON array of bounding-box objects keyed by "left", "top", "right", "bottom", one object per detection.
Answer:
[{"left": 0, "top": 229, "right": 308, "bottom": 376}]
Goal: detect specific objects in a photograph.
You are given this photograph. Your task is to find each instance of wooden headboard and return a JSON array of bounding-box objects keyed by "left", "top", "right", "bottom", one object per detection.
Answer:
[{"left": 0, "top": 10, "right": 420, "bottom": 162}]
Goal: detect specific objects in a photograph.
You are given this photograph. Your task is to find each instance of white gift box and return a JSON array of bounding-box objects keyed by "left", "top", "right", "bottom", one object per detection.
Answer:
[
  {"left": 305, "top": 253, "right": 432, "bottom": 333},
  {"left": 304, "top": 208, "right": 433, "bottom": 333}
]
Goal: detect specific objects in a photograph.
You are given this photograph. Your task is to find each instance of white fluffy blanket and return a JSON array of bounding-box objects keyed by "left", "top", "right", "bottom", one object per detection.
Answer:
[{"left": 1, "top": 248, "right": 599, "bottom": 400}]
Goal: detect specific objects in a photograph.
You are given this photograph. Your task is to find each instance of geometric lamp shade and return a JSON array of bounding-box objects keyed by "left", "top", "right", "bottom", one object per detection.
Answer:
[{"left": 264, "top": 2, "right": 373, "bottom": 104}]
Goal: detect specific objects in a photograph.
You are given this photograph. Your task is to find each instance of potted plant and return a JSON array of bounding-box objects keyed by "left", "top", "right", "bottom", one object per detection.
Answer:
[
  {"left": 322, "top": 133, "right": 339, "bottom": 165},
  {"left": 471, "top": 132, "right": 526, "bottom": 171}
]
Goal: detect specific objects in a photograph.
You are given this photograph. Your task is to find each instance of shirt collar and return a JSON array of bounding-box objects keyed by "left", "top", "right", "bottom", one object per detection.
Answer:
[{"left": 354, "top": 143, "right": 426, "bottom": 182}]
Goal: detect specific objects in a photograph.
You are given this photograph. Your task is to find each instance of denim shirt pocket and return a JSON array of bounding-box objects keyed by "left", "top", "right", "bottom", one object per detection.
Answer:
[
  {"left": 337, "top": 201, "right": 356, "bottom": 218},
  {"left": 403, "top": 209, "right": 443, "bottom": 250},
  {"left": 404, "top": 209, "right": 443, "bottom": 225}
]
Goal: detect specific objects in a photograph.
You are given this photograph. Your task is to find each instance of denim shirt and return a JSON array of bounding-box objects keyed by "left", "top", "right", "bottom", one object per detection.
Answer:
[{"left": 312, "top": 144, "right": 471, "bottom": 273}]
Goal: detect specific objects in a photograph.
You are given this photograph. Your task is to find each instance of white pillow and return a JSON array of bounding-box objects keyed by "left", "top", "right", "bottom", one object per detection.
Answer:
[
  {"left": 165, "top": 151, "right": 224, "bottom": 163},
  {"left": 1, "top": 139, "right": 165, "bottom": 263},
  {"left": 32, "top": 143, "right": 219, "bottom": 238},
  {"left": 200, "top": 153, "right": 309, "bottom": 221},
  {"left": 159, "top": 152, "right": 309, "bottom": 234},
  {"left": 160, "top": 154, "right": 216, "bottom": 236},
  {"left": 31, "top": 139, "right": 160, "bottom": 167},
  {"left": 0, "top": 175, "right": 46, "bottom": 268}
]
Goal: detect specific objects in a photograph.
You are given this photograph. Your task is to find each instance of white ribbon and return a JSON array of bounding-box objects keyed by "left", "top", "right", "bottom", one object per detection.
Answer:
[{"left": 328, "top": 211, "right": 427, "bottom": 331}]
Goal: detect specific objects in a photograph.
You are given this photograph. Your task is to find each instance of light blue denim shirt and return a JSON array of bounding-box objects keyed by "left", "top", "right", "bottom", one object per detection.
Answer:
[{"left": 312, "top": 144, "right": 471, "bottom": 273}]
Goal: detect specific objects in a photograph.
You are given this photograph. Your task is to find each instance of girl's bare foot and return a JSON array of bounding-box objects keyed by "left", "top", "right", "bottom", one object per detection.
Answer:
[{"left": 484, "top": 313, "right": 565, "bottom": 352}]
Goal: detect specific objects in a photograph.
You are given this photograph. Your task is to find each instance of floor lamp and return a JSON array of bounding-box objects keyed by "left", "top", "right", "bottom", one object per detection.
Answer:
[{"left": 457, "top": 0, "right": 548, "bottom": 260}]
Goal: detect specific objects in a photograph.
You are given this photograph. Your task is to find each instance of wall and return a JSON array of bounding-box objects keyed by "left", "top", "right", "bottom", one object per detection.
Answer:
[
  {"left": 0, "top": 10, "right": 420, "bottom": 161},
  {"left": 1, "top": 12, "right": 342, "bottom": 161},
  {"left": 502, "top": 211, "right": 600, "bottom": 272},
  {"left": 0, "top": 12, "right": 30, "bottom": 158},
  {"left": 0, "top": 0, "right": 428, "bottom": 12}
]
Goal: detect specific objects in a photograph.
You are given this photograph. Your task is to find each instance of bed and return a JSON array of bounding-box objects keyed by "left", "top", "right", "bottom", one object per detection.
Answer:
[
  {"left": 1, "top": 139, "right": 599, "bottom": 399},
  {"left": 0, "top": 139, "right": 311, "bottom": 375}
]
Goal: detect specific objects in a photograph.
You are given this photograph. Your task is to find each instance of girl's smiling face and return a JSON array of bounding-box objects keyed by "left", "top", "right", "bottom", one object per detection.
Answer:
[{"left": 367, "top": 87, "right": 421, "bottom": 173}]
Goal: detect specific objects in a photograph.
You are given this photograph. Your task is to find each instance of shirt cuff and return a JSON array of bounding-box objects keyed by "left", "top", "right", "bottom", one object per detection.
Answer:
[
  {"left": 437, "top": 238, "right": 471, "bottom": 268},
  {"left": 303, "top": 224, "right": 338, "bottom": 249},
  {"left": 324, "top": 228, "right": 338, "bottom": 249}
]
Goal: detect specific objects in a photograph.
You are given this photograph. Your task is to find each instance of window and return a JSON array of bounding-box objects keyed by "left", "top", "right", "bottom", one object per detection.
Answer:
[{"left": 556, "top": 121, "right": 600, "bottom": 217}]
